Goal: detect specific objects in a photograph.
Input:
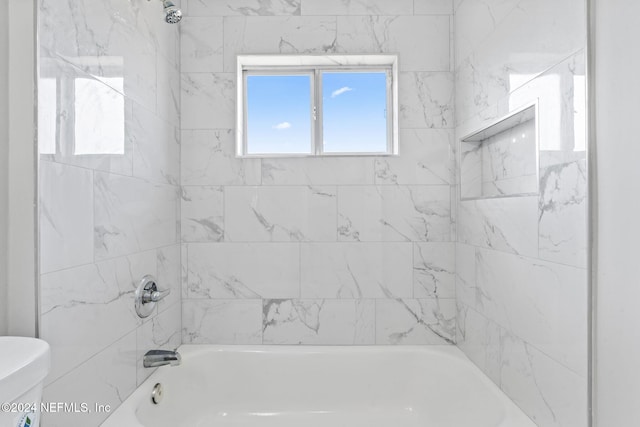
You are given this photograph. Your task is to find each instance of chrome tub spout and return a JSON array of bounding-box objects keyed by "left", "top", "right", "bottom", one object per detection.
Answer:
[{"left": 143, "top": 350, "right": 181, "bottom": 368}]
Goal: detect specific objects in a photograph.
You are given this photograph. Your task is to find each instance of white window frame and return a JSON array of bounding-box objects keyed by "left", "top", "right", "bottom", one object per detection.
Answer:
[{"left": 236, "top": 54, "right": 399, "bottom": 158}]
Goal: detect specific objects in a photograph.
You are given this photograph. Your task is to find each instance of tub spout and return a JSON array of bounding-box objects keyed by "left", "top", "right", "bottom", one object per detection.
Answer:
[{"left": 143, "top": 349, "right": 181, "bottom": 368}]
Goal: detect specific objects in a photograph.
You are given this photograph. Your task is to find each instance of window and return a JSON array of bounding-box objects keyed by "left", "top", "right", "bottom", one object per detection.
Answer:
[
  {"left": 246, "top": 73, "right": 313, "bottom": 155},
  {"left": 237, "top": 55, "right": 398, "bottom": 157}
]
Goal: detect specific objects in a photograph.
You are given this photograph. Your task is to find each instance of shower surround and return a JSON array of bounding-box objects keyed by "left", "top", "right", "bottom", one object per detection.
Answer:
[{"left": 33, "top": 0, "right": 589, "bottom": 426}]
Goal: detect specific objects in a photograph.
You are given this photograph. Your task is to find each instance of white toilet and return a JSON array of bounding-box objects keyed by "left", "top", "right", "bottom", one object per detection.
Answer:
[{"left": 0, "top": 337, "right": 50, "bottom": 427}]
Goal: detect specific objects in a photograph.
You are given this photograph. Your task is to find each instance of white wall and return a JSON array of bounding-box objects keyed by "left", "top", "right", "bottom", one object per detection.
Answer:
[
  {"left": 6, "top": 0, "right": 37, "bottom": 338},
  {"left": 0, "top": 0, "right": 8, "bottom": 336},
  {"left": 593, "top": 0, "right": 640, "bottom": 425}
]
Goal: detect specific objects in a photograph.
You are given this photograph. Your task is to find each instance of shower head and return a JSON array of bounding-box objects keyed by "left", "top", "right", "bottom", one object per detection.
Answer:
[{"left": 162, "top": 0, "right": 182, "bottom": 24}]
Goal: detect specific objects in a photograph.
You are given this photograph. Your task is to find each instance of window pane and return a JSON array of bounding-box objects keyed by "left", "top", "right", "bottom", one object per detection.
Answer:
[
  {"left": 246, "top": 74, "right": 312, "bottom": 155},
  {"left": 322, "top": 71, "right": 388, "bottom": 153}
]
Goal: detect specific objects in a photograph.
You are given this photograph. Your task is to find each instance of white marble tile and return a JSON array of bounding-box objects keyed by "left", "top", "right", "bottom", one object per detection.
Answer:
[
  {"left": 456, "top": 102, "right": 500, "bottom": 137},
  {"left": 42, "top": 331, "right": 137, "bottom": 427},
  {"left": 156, "top": 245, "right": 183, "bottom": 312},
  {"left": 225, "top": 186, "right": 336, "bottom": 242},
  {"left": 375, "top": 298, "right": 456, "bottom": 344},
  {"left": 38, "top": 58, "right": 134, "bottom": 176},
  {"left": 300, "top": 243, "right": 412, "bottom": 298},
  {"left": 455, "top": 54, "right": 505, "bottom": 126},
  {"left": 180, "top": 0, "right": 190, "bottom": 14},
  {"left": 413, "top": 242, "right": 455, "bottom": 298},
  {"left": 456, "top": 303, "right": 502, "bottom": 386},
  {"left": 187, "top": 243, "right": 300, "bottom": 298},
  {"left": 156, "top": 56, "right": 181, "bottom": 128},
  {"left": 336, "top": 16, "right": 449, "bottom": 71},
  {"left": 189, "top": 0, "right": 301, "bottom": 16},
  {"left": 136, "top": 303, "right": 181, "bottom": 386},
  {"left": 263, "top": 299, "right": 375, "bottom": 344},
  {"left": 94, "top": 172, "right": 179, "bottom": 260},
  {"left": 39, "top": 161, "right": 94, "bottom": 274},
  {"left": 457, "top": 196, "right": 538, "bottom": 257},
  {"left": 538, "top": 160, "right": 587, "bottom": 268},
  {"left": 455, "top": 0, "right": 586, "bottom": 124},
  {"left": 475, "top": 248, "right": 587, "bottom": 376},
  {"left": 181, "top": 186, "right": 224, "bottom": 242},
  {"left": 223, "top": 16, "right": 337, "bottom": 71},
  {"left": 453, "top": 0, "right": 522, "bottom": 63},
  {"left": 459, "top": 140, "right": 483, "bottom": 198},
  {"left": 40, "top": 250, "right": 155, "bottom": 384},
  {"left": 504, "top": 55, "right": 588, "bottom": 264},
  {"left": 181, "top": 129, "right": 261, "bottom": 186},
  {"left": 337, "top": 185, "right": 451, "bottom": 242},
  {"left": 449, "top": 184, "right": 457, "bottom": 240},
  {"left": 302, "top": 0, "right": 412, "bottom": 15},
  {"left": 180, "top": 17, "right": 224, "bottom": 72},
  {"left": 181, "top": 72, "right": 235, "bottom": 129},
  {"left": 262, "top": 157, "right": 375, "bottom": 185},
  {"left": 131, "top": 104, "right": 180, "bottom": 185},
  {"left": 181, "top": 244, "right": 189, "bottom": 299},
  {"left": 414, "top": 0, "right": 453, "bottom": 14},
  {"left": 454, "top": 242, "right": 477, "bottom": 310},
  {"left": 399, "top": 72, "right": 454, "bottom": 129},
  {"left": 500, "top": 331, "right": 588, "bottom": 427},
  {"left": 182, "top": 299, "right": 263, "bottom": 344},
  {"left": 375, "top": 129, "right": 454, "bottom": 185},
  {"left": 141, "top": 0, "right": 180, "bottom": 68},
  {"left": 40, "top": 0, "right": 159, "bottom": 112}
]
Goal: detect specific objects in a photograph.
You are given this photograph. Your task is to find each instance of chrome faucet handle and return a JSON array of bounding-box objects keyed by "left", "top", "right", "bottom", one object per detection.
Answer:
[
  {"left": 142, "top": 287, "right": 171, "bottom": 304},
  {"left": 135, "top": 275, "right": 171, "bottom": 318}
]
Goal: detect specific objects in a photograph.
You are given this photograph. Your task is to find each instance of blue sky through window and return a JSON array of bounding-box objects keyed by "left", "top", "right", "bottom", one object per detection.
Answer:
[
  {"left": 246, "top": 74, "right": 312, "bottom": 154},
  {"left": 245, "top": 71, "right": 389, "bottom": 155},
  {"left": 322, "top": 72, "right": 388, "bottom": 153}
]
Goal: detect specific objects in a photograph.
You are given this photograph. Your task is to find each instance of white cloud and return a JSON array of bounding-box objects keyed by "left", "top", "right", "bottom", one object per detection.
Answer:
[
  {"left": 331, "top": 86, "right": 353, "bottom": 98},
  {"left": 273, "top": 122, "right": 292, "bottom": 130}
]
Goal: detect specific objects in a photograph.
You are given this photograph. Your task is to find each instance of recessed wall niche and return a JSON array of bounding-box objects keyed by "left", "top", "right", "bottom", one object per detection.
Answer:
[{"left": 460, "top": 102, "right": 538, "bottom": 200}]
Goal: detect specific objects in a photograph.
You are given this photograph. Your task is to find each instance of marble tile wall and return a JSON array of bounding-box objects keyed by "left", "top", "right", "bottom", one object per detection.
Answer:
[
  {"left": 180, "top": 0, "right": 457, "bottom": 346},
  {"left": 454, "top": 0, "right": 588, "bottom": 425},
  {"left": 37, "top": 0, "right": 182, "bottom": 424}
]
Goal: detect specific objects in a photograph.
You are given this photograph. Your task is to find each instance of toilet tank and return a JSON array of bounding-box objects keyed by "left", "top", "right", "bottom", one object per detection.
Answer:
[{"left": 0, "top": 337, "right": 50, "bottom": 427}]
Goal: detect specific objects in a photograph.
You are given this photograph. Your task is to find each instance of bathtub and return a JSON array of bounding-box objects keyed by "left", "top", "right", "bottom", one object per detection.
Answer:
[{"left": 103, "top": 345, "right": 536, "bottom": 427}]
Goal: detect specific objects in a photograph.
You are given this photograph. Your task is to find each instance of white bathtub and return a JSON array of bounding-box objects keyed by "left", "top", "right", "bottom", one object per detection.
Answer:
[{"left": 103, "top": 345, "right": 536, "bottom": 427}]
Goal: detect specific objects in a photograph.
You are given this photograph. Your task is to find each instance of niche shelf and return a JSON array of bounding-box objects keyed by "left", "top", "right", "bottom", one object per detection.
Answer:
[{"left": 459, "top": 102, "right": 539, "bottom": 201}]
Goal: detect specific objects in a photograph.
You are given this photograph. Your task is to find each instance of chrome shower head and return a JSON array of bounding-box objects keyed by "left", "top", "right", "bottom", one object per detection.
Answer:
[{"left": 162, "top": 0, "right": 182, "bottom": 24}]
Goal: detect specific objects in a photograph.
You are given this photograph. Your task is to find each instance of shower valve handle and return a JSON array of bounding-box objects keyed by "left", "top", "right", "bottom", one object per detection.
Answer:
[
  {"left": 135, "top": 275, "right": 171, "bottom": 318},
  {"left": 143, "top": 288, "right": 171, "bottom": 304}
]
